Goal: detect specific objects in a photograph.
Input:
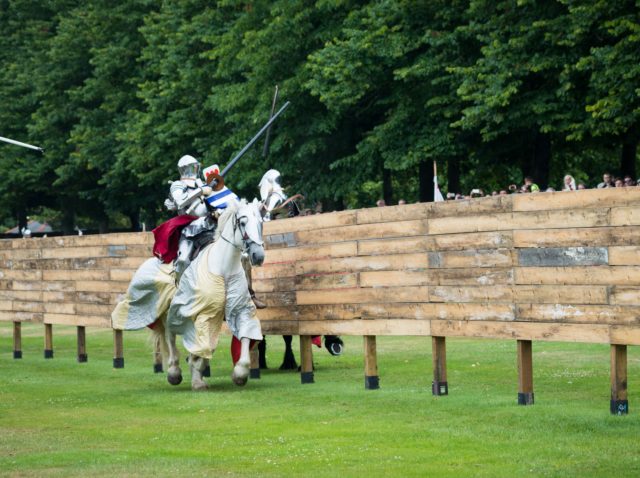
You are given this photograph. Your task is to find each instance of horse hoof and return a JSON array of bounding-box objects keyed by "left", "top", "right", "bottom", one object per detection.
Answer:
[
  {"left": 191, "top": 380, "right": 208, "bottom": 391},
  {"left": 232, "top": 374, "right": 248, "bottom": 386},
  {"left": 328, "top": 342, "right": 343, "bottom": 356},
  {"left": 167, "top": 372, "right": 183, "bottom": 386}
]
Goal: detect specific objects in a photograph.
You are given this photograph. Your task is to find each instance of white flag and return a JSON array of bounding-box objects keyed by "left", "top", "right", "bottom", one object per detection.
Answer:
[{"left": 433, "top": 161, "right": 444, "bottom": 202}]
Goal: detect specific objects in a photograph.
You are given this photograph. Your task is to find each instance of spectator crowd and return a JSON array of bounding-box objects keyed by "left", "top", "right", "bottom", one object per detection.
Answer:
[{"left": 445, "top": 172, "right": 639, "bottom": 201}]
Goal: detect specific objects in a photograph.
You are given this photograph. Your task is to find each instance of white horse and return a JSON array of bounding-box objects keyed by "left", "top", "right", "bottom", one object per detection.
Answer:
[{"left": 161, "top": 198, "right": 265, "bottom": 390}]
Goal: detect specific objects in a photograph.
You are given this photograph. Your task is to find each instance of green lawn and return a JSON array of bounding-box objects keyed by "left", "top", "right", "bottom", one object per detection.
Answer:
[{"left": 1, "top": 323, "right": 639, "bottom": 477}]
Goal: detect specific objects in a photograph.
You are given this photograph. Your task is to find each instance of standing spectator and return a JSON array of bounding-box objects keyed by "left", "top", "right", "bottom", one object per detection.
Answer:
[
  {"left": 376, "top": 199, "right": 386, "bottom": 207},
  {"left": 398, "top": 199, "right": 407, "bottom": 205},
  {"left": 577, "top": 182, "right": 587, "bottom": 190},
  {"left": 597, "top": 173, "right": 614, "bottom": 188},
  {"left": 563, "top": 175, "right": 577, "bottom": 191},
  {"left": 614, "top": 178, "right": 624, "bottom": 188},
  {"left": 524, "top": 176, "right": 540, "bottom": 192},
  {"left": 624, "top": 176, "right": 635, "bottom": 187}
]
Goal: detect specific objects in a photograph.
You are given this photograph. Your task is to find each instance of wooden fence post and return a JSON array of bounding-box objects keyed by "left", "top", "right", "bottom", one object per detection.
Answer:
[
  {"left": 44, "top": 323, "right": 53, "bottom": 359},
  {"left": 363, "top": 335, "right": 380, "bottom": 389},
  {"left": 611, "top": 344, "right": 628, "bottom": 415},
  {"left": 299, "top": 335, "right": 314, "bottom": 384},
  {"left": 113, "top": 329, "right": 124, "bottom": 368},
  {"left": 13, "top": 321, "right": 22, "bottom": 359},
  {"left": 77, "top": 326, "right": 87, "bottom": 363},
  {"left": 432, "top": 336, "right": 448, "bottom": 395},
  {"left": 517, "top": 340, "right": 534, "bottom": 405}
]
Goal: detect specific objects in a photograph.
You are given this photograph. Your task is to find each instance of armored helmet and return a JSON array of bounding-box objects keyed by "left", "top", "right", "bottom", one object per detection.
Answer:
[
  {"left": 177, "top": 155, "right": 200, "bottom": 179},
  {"left": 259, "top": 169, "right": 283, "bottom": 202}
]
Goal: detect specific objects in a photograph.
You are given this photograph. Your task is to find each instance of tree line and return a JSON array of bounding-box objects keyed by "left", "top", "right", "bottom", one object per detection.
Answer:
[{"left": 1, "top": 0, "right": 638, "bottom": 233}]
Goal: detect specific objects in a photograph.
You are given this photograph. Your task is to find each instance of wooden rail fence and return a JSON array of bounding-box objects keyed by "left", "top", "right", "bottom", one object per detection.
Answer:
[{"left": 1, "top": 188, "right": 638, "bottom": 414}]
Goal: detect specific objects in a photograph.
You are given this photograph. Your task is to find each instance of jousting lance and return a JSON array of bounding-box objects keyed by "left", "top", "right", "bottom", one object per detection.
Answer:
[
  {"left": 220, "top": 100, "right": 290, "bottom": 178},
  {"left": 0, "top": 136, "right": 44, "bottom": 152}
]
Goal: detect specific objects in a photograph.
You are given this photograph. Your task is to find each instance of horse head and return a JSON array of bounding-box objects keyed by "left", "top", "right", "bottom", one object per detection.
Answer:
[{"left": 236, "top": 199, "right": 265, "bottom": 266}]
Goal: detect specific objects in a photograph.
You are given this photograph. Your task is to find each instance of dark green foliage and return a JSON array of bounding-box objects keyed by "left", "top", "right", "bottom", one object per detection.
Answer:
[{"left": 0, "top": 1, "right": 638, "bottom": 230}]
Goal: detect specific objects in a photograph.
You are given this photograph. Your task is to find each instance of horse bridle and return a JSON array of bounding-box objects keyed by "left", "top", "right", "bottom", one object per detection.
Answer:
[{"left": 220, "top": 208, "right": 264, "bottom": 254}]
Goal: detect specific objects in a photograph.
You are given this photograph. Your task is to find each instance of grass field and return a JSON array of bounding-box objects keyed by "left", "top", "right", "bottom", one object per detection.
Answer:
[{"left": 1, "top": 323, "right": 639, "bottom": 477}]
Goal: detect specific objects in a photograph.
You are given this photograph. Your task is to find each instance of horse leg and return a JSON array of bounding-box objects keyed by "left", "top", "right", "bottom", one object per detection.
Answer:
[
  {"left": 279, "top": 335, "right": 298, "bottom": 370},
  {"left": 189, "top": 354, "right": 208, "bottom": 391},
  {"left": 231, "top": 337, "right": 251, "bottom": 386},
  {"left": 324, "top": 335, "right": 344, "bottom": 356},
  {"left": 258, "top": 336, "right": 268, "bottom": 369},
  {"left": 166, "top": 330, "right": 183, "bottom": 386}
]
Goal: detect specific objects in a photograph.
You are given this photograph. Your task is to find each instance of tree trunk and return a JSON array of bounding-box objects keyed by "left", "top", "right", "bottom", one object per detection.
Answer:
[
  {"left": 447, "top": 157, "right": 461, "bottom": 196},
  {"left": 533, "top": 132, "right": 551, "bottom": 190},
  {"left": 16, "top": 207, "right": 27, "bottom": 233},
  {"left": 382, "top": 167, "right": 393, "bottom": 205},
  {"left": 127, "top": 211, "right": 140, "bottom": 232},
  {"left": 61, "top": 205, "right": 75, "bottom": 236},
  {"left": 419, "top": 161, "right": 434, "bottom": 202},
  {"left": 621, "top": 126, "right": 638, "bottom": 179}
]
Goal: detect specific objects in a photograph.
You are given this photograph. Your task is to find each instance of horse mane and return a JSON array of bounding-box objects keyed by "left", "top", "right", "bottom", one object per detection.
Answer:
[{"left": 213, "top": 198, "right": 245, "bottom": 241}]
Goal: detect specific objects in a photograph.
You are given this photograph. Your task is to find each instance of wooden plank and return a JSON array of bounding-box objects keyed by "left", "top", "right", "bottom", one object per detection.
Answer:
[
  {"left": 264, "top": 210, "right": 357, "bottom": 235},
  {"left": 258, "top": 320, "right": 299, "bottom": 335},
  {"left": 429, "top": 209, "right": 609, "bottom": 235},
  {"left": 265, "top": 241, "right": 357, "bottom": 263},
  {"left": 299, "top": 319, "right": 431, "bottom": 336},
  {"left": 264, "top": 232, "right": 297, "bottom": 249},
  {"left": 357, "top": 236, "right": 432, "bottom": 256},
  {"left": 513, "top": 188, "right": 640, "bottom": 211},
  {"left": 258, "top": 291, "right": 297, "bottom": 307},
  {"left": 610, "top": 325, "right": 640, "bottom": 345},
  {"left": 430, "top": 320, "right": 610, "bottom": 343},
  {"left": 0, "top": 269, "right": 42, "bottom": 280},
  {"left": 109, "top": 269, "right": 136, "bottom": 282},
  {"left": 74, "top": 280, "right": 130, "bottom": 293},
  {"left": 76, "top": 303, "right": 113, "bottom": 315},
  {"left": 431, "top": 231, "right": 513, "bottom": 251},
  {"left": 513, "top": 226, "right": 640, "bottom": 248},
  {"left": 429, "top": 286, "right": 513, "bottom": 303},
  {"left": 428, "top": 249, "right": 513, "bottom": 268},
  {"left": 0, "top": 311, "right": 41, "bottom": 323},
  {"left": 297, "top": 286, "right": 428, "bottom": 305},
  {"left": 41, "top": 246, "right": 108, "bottom": 259},
  {"left": 513, "top": 285, "right": 608, "bottom": 304},
  {"left": 609, "top": 286, "right": 640, "bottom": 305},
  {"left": 0, "top": 290, "right": 41, "bottom": 301},
  {"left": 514, "top": 266, "right": 640, "bottom": 285},
  {"left": 359, "top": 268, "right": 514, "bottom": 288},
  {"left": 0, "top": 248, "right": 42, "bottom": 260},
  {"left": 42, "top": 270, "right": 108, "bottom": 281},
  {"left": 608, "top": 246, "right": 640, "bottom": 266},
  {"left": 43, "top": 302, "right": 76, "bottom": 314},
  {"left": 12, "top": 301, "right": 43, "bottom": 313},
  {"left": 427, "top": 195, "right": 513, "bottom": 218},
  {"left": 296, "top": 220, "right": 428, "bottom": 246},
  {"left": 43, "top": 313, "right": 111, "bottom": 327},
  {"left": 356, "top": 203, "right": 430, "bottom": 224},
  {"left": 611, "top": 206, "right": 640, "bottom": 226},
  {"left": 518, "top": 247, "right": 608, "bottom": 267},
  {"left": 516, "top": 304, "right": 640, "bottom": 326},
  {"left": 295, "top": 272, "right": 359, "bottom": 291},
  {"left": 252, "top": 262, "right": 296, "bottom": 280},
  {"left": 296, "top": 253, "right": 428, "bottom": 275},
  {"left": 253, "top": 277, "right": 296, "bottom": 293}
]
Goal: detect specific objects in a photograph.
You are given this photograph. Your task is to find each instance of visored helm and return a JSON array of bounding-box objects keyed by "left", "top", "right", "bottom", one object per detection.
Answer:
[
  {"left": 259, "top": 169, "right": 283, "bottom": 202},
  {"left": 177, "top": 155, "right": 200, "bottom": 179}
]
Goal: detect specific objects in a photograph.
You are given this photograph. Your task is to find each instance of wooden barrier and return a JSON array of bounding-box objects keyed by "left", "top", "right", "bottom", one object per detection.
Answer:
[{"left": 1, "top": 188, "right": 638, "bottom": 413}]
